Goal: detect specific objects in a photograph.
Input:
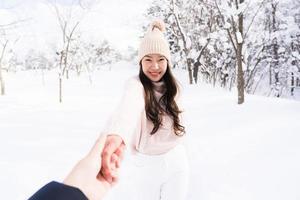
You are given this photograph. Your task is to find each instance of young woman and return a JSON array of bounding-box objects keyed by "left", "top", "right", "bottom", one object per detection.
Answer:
[{"left": 100, "top": 20, "right": 189, "bottom": 200}]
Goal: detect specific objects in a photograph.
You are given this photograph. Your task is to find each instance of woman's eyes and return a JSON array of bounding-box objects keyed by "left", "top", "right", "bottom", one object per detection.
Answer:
[{"left": 145, "top": 58, "right": 165, "bottom": 62}]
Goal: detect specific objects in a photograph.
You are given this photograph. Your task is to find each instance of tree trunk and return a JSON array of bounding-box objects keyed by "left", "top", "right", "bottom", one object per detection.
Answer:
[
  {"left": 188, "top": 63, "right": 193, "bottom": 84},
  {"left": 237, "top": 42, "right": 244, "bottom": 104},
  {"left": 186, "top": 57, "right": 193, "bottom": 84},
  {"left": 0, "top": 65, "right": 5, "bottom": 95},
  {"left": 59, "top": 76, "right": 62, "bottom": 103},
  {"left": 271, "top": 2, "right": 280, "bottom": 97},
  {"left": 237, "top": 0, "right": 245, "bottom": 104},
  {"left": 0, "top": 40, "right": 8, "bottom": 95},
  {"left": 193, "top": 63, "right": 199, "bottom": 84},
  {"left": 170, "top": 0, "right": 193, "bottom": 84},
  {"left": 59, "top": 52, "right": 64, "bottom": 103},
  {"left": 193, "top": 38, "right": 210, "bottom": 84},
  {"left": 291, "top": 72, "right": 294, "bottom": 96}
]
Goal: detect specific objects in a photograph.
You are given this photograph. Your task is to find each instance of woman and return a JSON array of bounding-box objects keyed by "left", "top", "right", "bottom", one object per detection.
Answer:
[{"left": 100, "top": 19, "right": 189, "bottom": 200}]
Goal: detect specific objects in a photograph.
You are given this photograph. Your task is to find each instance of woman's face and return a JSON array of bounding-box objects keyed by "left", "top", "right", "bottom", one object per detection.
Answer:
[{"left": 141, "top": 54, "right": 168, "bottom": 82}]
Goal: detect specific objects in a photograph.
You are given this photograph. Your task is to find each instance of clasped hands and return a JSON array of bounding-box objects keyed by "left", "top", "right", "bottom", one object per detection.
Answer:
[{"left": 63, "top": 134, "right": 125, "bottom": 200}]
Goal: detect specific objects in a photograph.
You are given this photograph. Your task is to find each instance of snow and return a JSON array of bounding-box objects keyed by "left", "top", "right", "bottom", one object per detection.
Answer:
[
  {"left": 235, "top": 2, "right": 247, "bottom": 15},
  {"left": 0, "top": 8, "right": 16, "bottom": 23},
  {"left": 220, "top": 35, "right": 229, "bottom": 42},
  {"left": 292, "top": 51, "right": 300, "bottom": 60},
  {"left": 199, "top": 37, "right": 209, "bottom": 46},
  {"left": 186, "top": 37, "right": 192, "bottom": 49},
  {"left": 278, "top": 47, "right": 286, "bottom": 53},
  {"left": 236, "top": 31, "right": 243, "bottom": 44},
  {"left": 189, "top": 48, "right": 198, "bottom": 59},
  {"left": 1, "top": 62, "right": 300, "bottom": 200},
  {"left": 224, "top": 22, "right": 231, "bottom": 29}
]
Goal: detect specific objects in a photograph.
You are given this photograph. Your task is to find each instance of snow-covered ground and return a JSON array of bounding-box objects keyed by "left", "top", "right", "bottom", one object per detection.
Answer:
[{"left": 0, "top": 62, "right": 300, "bottom": 200}]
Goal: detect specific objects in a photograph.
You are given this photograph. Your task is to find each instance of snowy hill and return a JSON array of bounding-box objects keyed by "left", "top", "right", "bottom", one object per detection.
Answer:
[{"left": 0, "top": 63, "right": 299, "bottom": 200}]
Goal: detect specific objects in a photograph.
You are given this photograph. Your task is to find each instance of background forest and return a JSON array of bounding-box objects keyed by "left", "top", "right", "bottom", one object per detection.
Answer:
[{"left": 1, "top": 0, "right": 299, "bottom": 103}]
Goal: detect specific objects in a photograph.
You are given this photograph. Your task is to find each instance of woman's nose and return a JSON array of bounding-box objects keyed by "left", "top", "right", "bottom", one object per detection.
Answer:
[{"left": 153, "top": 62, "right": 159, "bottom": 69}]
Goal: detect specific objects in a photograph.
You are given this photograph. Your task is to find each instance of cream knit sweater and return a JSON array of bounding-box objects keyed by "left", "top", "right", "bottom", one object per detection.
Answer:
[{"left": 102, "top": 76, "right": 184, "bottom": 155}]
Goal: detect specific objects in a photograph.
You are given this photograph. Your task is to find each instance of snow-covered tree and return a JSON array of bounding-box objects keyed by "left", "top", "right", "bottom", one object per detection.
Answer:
[
  {"left": 244, "top": 0, "right": 300, "bottom": 98},
  {"left": 0, "top": 39, "right": 8, "bottom": 95},
  {"left": 49, "top": 2, "right": 82, "bottom": 102},
  {"left": 214, "top": 0, "right": 263, "bottom": 104},
  {"left": 0, "top": 17, "right": 22, "bottom": 95}
]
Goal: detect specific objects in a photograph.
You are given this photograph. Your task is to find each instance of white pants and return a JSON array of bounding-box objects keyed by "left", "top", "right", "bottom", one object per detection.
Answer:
[{"left": 106, "top": 145, "right": 189, "bottom": 200}]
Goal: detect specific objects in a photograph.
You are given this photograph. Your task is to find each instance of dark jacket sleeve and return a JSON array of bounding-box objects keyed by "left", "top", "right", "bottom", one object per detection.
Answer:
[{"left": 28, "top": 181, "right": 88, "bottom": 200}]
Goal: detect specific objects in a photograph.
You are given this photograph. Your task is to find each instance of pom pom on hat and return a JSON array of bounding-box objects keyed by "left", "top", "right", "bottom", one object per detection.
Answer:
[
  {"left": 138, "top": 19, "right": 171, "bottom": 65},
  {"left": 151, "top": 19, "right": 166, "bottom": 32}
]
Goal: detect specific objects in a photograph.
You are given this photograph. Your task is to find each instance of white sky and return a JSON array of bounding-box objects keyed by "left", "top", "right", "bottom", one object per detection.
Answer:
[{"left": 0, "top": 0, "right": 152, "bottom": 57}]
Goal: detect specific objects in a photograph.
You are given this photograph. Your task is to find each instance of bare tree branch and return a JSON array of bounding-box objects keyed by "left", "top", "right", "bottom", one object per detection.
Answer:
[
  {"left": 196, "top": 38, "right": 210, "bottom": 63},
  {"left": 231, "top": 16, "right": 239, "bottom": 42},
  {"left": 0, "top": 40, "right": 8, "bottom": 65},
  {"left": 244, "top": 0, "right": 266, "bottom": 39},
  {"left": 0, "top": 21, "right": 21, "bottom": 28},
  {"left": 170, "top": 0, "right": 187, "bottom": 51},
  {"left": 0, "top": 40, "right": 8, "bottom": 95},
  {"left": 245, "top": 45, "right": 265, "bottom": 88},
  {"left": 62, "top": 21, "right": 80, "bottom": 75},
  {"left": 214, "top": 0, "right": 238, "bottom": 53}
]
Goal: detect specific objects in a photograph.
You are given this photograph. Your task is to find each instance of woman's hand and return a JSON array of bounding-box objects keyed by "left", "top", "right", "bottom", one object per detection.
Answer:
[{"left": 101, "top": 134, "right": 126, "bottom": 183}]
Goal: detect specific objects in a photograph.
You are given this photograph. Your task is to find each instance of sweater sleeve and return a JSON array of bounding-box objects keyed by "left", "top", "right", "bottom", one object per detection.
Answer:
[
  {"left": 28, "top": 181, "right": 88, "bottom": 200},
  {"left": 101, "top": 77, "right": 145, "bottom": 146}
]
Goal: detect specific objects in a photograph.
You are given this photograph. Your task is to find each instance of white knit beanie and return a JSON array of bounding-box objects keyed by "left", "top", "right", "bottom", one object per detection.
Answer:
[{"left": 138, "top": 19, "right": 171, "bottom": 65}]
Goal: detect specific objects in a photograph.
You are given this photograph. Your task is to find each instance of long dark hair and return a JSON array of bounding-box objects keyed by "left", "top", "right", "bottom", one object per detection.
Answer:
[{"left": 139, "top": 63, "right": 185, "bottom": 136}]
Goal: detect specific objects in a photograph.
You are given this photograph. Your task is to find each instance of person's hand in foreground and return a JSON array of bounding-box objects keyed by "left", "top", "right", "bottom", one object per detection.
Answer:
[
  {"left": 101, "top": 134, "right": 126, "bottom": 183},
  {"left": 64, "top": 135, "right": 121, "bottom": 200}
]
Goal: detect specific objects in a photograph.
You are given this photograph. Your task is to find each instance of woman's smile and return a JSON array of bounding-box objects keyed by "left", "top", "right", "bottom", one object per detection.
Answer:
[{"left": 141, "top": 54, "right": 168, "bottom": 82}]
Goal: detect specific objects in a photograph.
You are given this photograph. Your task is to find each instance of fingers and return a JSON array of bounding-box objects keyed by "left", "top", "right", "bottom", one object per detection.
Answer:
[
  {"left": 102, "top": 139, "right": 122, "bottom": 171},
  {"left": 114, "top": 143, "right": 126, "bottom": 168},
  {"left": 115, "top": 142, "right": 126, "bottom": 160},
  {"left": 101, "top": 136, "right": 126, "bottom": 184},
  {"left": 101, "top": 136, "right": 123, "bottom": 183},
  {"left": 111, "top": 175, "right": 119, "bottom": 186},
  {"left": 88, "top": 135, "right": 107, "bottom": 160},
  {"left": 111, "top": 153, "right": 118, "bottom": 169},
  {"left": 98, "top": 167, "right": 119, "bottom": 187},
  {"left": 101, "top": 152, "right": 119, "bottom": 184}
]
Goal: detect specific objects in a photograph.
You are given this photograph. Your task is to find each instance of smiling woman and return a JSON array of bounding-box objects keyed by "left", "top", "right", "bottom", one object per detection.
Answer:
[
  {"left": 141, "top": 54, "right": 168, "bottom": 82},
  {"left": 99, "top": 19, "right": 188, "bottom": 200}
]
